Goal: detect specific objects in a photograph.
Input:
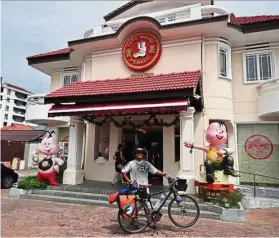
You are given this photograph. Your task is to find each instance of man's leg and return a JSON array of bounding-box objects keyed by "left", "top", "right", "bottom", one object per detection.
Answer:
[
  {"left": 204, "top": 160, "right": 215, "bottom": 184},
  {"left": 47, "top": 172, "right": 60, "bottom": 186},
  {"left": 223, "top": 156, "right": 240, "bottom": 177},
  {"left": 36, "top": 172, "right": 43, "bottom": 182}
]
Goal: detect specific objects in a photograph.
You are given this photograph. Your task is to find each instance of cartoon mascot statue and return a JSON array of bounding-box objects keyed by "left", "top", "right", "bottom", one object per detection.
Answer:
[
  {"left": 184, "top": 122, "right": 240, "bottom": 184},
  {"left": 32, "top": 131, "right": 65, "bottom": 186}
]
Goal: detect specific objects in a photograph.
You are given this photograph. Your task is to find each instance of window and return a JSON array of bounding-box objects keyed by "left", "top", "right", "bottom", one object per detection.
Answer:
[
  {"left": 220, "top": 49, "right": 227, "bottom": 77},
  {"left": 5, "top": 105, "right": 9, "bottom": 111},
  {"left": 167, "top": 15, "right": 176, "bottom": 22},
  {"left": 3, "top": 122, "right": 7, "bottom": 126},
  {"left": 4, "top": 114, "right": 8, "bottom": 120},
  {"left": 244, "top": 51, "right": 274, "bottom": 83},
  {"left": 218, "top": 43, "right": 231, "bottom": 79},
  {"left": 62, "top": 74, "right": 79, "bottom": 87},
  {"left": 6, "top": 98, "right": 10, "bottom": 103},
  {"left": 7, "top": 89, "right": 11, "bottom": 95}
]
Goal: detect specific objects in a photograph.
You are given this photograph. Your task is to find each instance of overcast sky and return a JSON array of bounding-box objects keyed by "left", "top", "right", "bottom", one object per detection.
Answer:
[{"left": 1, "top": 1, "right": 279, "bottom": 94}]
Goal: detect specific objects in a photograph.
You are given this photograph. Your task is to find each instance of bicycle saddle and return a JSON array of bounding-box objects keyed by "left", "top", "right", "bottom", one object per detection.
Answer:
[{"left": 140, "top": 184, "right": 152, "bottom": 189}]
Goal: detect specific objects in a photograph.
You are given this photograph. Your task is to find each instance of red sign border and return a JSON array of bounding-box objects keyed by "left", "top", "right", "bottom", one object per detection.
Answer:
[
  {"left": 244, "top": 134, "right": 274, "bottom": 160},
  {"left": 122, "top": 31, "right": 162, "bottom": 72}
]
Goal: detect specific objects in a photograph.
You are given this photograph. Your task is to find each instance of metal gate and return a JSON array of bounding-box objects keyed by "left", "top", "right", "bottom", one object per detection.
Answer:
[
  {"left": 1, "top": 140, "right": 25, "bottom": 162},
  {"left": 237, "top": 124, "right": 279, "bottom": 185}
]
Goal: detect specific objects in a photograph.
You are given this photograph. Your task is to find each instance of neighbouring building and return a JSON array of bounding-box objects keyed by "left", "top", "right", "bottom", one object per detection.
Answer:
[
  {"left": 1, "top": 123, "right": 46, "bottom": 170},
  {"left": 26, "top": 0, "right": 279, "bottom": 192},
  {"left": 0, "top": 82, "right": 33, "bottom": 127}
]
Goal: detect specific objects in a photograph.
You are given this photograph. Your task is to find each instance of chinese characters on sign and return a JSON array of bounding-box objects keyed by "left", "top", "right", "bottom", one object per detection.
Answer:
[
  {"left": 245, "top": 134, "right": 273, "bottom": 160},
  {"left": 122, "top": 32, "right": 162, "bottom": 71}
]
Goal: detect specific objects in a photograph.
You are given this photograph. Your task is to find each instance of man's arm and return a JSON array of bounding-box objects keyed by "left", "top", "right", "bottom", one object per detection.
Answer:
[
  {"left": 121, "top": 162, "right": 132, "bottom": 183},
  {"left": 155, "top": 170, "right": 170, "bottom": 179},
  {"left": 148, "top": 162, "right": 170, "bottom": 179}
]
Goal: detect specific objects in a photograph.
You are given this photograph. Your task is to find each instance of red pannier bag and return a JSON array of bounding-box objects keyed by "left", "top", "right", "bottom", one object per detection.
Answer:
[
  {"left": 118, "top": 195, "right": 136, "bottom": 220},
  {"left": 108, "top": 192, "right": 119, "bottom": 204}
]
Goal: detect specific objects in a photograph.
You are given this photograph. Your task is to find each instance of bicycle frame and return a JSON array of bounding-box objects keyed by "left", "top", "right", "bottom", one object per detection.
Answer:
[{"left": 140, "top": 185, "right": 179, "bottom": 212}]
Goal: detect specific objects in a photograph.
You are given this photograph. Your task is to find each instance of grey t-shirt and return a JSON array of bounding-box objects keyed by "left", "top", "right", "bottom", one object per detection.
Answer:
[{"left": 121, "top": 159, "right": 158, "bottom": 185}]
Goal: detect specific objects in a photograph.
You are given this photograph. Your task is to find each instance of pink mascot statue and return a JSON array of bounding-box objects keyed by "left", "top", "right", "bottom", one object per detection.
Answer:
[
  {"left": 184, "top": 122, "right": 240, "bottom": 184},
  {"left": 32, "top": 131, "right": 65, "bottom": 186}
]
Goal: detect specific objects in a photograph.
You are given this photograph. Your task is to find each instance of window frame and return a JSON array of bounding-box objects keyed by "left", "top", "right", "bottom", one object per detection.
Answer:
[
  {"left": 60, "top": 72, "right": 80, "bottom": 88},
  {"left": 218, "top": 42, "right": 232, "bottom": 80},
  {"left": 242, "top": 49, "right": 275, "bottom": 84}
]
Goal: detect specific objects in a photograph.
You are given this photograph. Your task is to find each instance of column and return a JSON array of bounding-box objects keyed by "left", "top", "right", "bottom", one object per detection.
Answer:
[
  {"left": 163, "top": 126, "right": 177, "bottom": 186},
  {"left": 63, "top": 116, "right": 85, "bottom": 185},
  {"left": 177, "top": 107, "right": 196, "bottom": 194},
  {"left": 109, "top": 123, "right": 122, "bottom": 182}
]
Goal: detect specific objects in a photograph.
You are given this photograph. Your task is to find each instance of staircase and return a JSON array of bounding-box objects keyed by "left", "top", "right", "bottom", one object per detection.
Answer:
[{"left": 21, "top": 185, "right": 222, "bottom": 221}]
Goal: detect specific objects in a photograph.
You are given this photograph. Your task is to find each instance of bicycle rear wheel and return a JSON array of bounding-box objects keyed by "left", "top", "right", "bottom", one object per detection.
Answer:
[
  {"left": 168, "top": 194, "right": 200, "bottom": 228},
  {"left": 118, "top": 201, "right": 149, "bottom": 234}
]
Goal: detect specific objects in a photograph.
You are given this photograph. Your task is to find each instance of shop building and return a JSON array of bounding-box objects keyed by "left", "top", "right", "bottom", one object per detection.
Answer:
[{"left": 26, "top": 1, "right": 279, "bottom": 192}]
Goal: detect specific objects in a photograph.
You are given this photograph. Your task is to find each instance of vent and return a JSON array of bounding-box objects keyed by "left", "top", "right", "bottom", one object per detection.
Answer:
[
  {"left": 64, "top": 67, "right": 78, "bottom": 72},
  {"left": 245, "top": 42, "right": 270, "bottom": 51}
]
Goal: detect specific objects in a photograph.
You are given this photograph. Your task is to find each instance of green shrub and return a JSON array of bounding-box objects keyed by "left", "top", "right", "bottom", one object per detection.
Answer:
[
  {"left": 227, "top": 189, "right": 245, "bottom": 209},
  {"left": 17, "top": 176, "right": 48, "bottom": 190},
  {"left": 199, "top": 188, "right": 245, "bottom": 209}
]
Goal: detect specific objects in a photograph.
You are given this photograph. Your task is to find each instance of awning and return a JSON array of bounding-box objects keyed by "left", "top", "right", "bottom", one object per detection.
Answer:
[
  {"left": 49, "top": 99, "right": 188, "bottom": 117},
  {"left": 1, "top": 130, "right": 46, "bottom": 142}
]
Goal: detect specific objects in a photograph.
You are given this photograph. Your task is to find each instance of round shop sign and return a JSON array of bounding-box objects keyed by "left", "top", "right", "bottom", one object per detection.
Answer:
[
  {"left": 245, "top": 134, "right": 273, "bottom": 160},
  {"left": 122, "top": 31, "right": 162, "bottom": 71}
]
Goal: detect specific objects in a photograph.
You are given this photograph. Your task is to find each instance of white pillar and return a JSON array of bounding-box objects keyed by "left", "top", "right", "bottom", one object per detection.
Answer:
[
  {"left": 177, "top": 107, "right": 196, "bottom": 194},
  {"left": 163, "top": 126, "right": 177, "bottom": 186},
  {"left": 109, "top": 123, "right": 122, "bottom": 182},
  {"left": 63, "top": 116, "right": 85, "bottom": 185}
]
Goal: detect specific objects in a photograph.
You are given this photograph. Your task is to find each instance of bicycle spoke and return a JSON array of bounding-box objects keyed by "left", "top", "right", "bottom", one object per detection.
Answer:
[{"left": 168, "top": 195, "right": 200, "bottom": 228}]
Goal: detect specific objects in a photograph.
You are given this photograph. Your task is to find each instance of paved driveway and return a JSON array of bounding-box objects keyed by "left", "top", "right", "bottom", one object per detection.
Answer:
[{"left": 1, "top": 190, "right": 279, "bottom": 237}]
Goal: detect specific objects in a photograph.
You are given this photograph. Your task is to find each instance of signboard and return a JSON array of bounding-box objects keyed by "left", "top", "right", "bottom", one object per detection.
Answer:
[
  {"left": 245, "top": 134, "right": 273, "bottom": 160},
  {"left": 122, "top": 32, "right": 162, "bottom": 71}
]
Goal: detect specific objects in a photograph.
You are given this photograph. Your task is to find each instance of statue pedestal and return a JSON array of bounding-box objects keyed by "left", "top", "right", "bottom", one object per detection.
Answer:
[{"left": 195, "top": 171, "right": 234, "bottom": 191}]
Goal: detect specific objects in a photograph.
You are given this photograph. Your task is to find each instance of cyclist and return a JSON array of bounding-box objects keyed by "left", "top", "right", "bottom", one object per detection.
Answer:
[{"left": 121, "top": 147, "right": 170, "bottom": 192}]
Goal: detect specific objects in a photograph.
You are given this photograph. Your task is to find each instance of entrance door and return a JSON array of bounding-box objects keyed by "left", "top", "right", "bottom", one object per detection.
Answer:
[{"left": 122, "top": 128, "right": 163, "bottom": 185}]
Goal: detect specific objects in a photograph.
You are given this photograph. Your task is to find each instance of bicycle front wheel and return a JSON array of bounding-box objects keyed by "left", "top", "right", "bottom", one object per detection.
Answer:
[
  {"left": 168, "top": 194, "right": 200, "bottom": 228},
  {"left": 118, "top": 201, "right": 149, "bottom": 234}
]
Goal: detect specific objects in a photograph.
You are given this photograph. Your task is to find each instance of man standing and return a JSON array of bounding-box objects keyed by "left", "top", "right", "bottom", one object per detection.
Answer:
[{"left": 121, "top": 148, "right": 169, "bottom": 188}]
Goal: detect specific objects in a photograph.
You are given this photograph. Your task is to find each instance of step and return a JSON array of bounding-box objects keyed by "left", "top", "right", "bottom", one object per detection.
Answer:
[
  {"left": 46, "top": 186, "right": 204, "bottom": 202},
  {"left": 30, "top": 189, "right": 211, "bottom": 212},
  {"left": 239, "top": 186, "right": 279, "bottom": 199},
  {"left": 21, "top": 194, "right": 220, "bottom": 220}
]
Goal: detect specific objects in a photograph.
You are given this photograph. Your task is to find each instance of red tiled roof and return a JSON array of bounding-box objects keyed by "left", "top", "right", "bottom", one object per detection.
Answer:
[
  {"left": 1, "top": 130, "right": 46, "bottom": 142},
  {"left": 5, "top": 83, "right": 32, "bottom": 94},
  {"left": 230, "top": 13, "right": 279, "bottom": 25},
  {"left": 26, "top": 47, "right": 71, "bottom": 59},
  {"left": 46, "top": 70, "right": 200, "bottom": 99},
  {"left": 1, "top": 123, "right": 31, "bottom": 131}
]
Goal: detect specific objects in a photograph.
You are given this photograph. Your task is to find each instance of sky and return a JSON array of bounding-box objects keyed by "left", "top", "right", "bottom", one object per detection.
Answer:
[{"left": 1, "top": 0, "right": 279, "bottom": 94}]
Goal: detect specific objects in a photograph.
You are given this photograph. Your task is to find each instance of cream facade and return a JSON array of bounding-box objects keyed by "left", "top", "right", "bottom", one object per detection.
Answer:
[{"left": 26, "top": 1, "right": 279, "bottom": 191}]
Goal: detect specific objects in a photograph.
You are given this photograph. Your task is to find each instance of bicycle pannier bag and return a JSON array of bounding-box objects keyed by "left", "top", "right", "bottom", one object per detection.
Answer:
[
  {"left": 118, "top": 195, "right": 136, "bottom": 220},
  {"left": 108, "top": 192, "right": 119, "bottom": 204}
]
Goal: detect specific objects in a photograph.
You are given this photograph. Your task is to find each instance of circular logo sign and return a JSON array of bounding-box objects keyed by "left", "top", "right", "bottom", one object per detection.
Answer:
[
  {"left": 122, "top": 32, "right": 162, "bottom": 71},
  {"left": 245, "top": 134, "right": 273, "bottom": 160}
]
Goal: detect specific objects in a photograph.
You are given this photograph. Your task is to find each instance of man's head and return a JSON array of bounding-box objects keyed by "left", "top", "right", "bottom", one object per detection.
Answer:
[{"left": 134, "top": 148, "right": 147, "bottom": 161}]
